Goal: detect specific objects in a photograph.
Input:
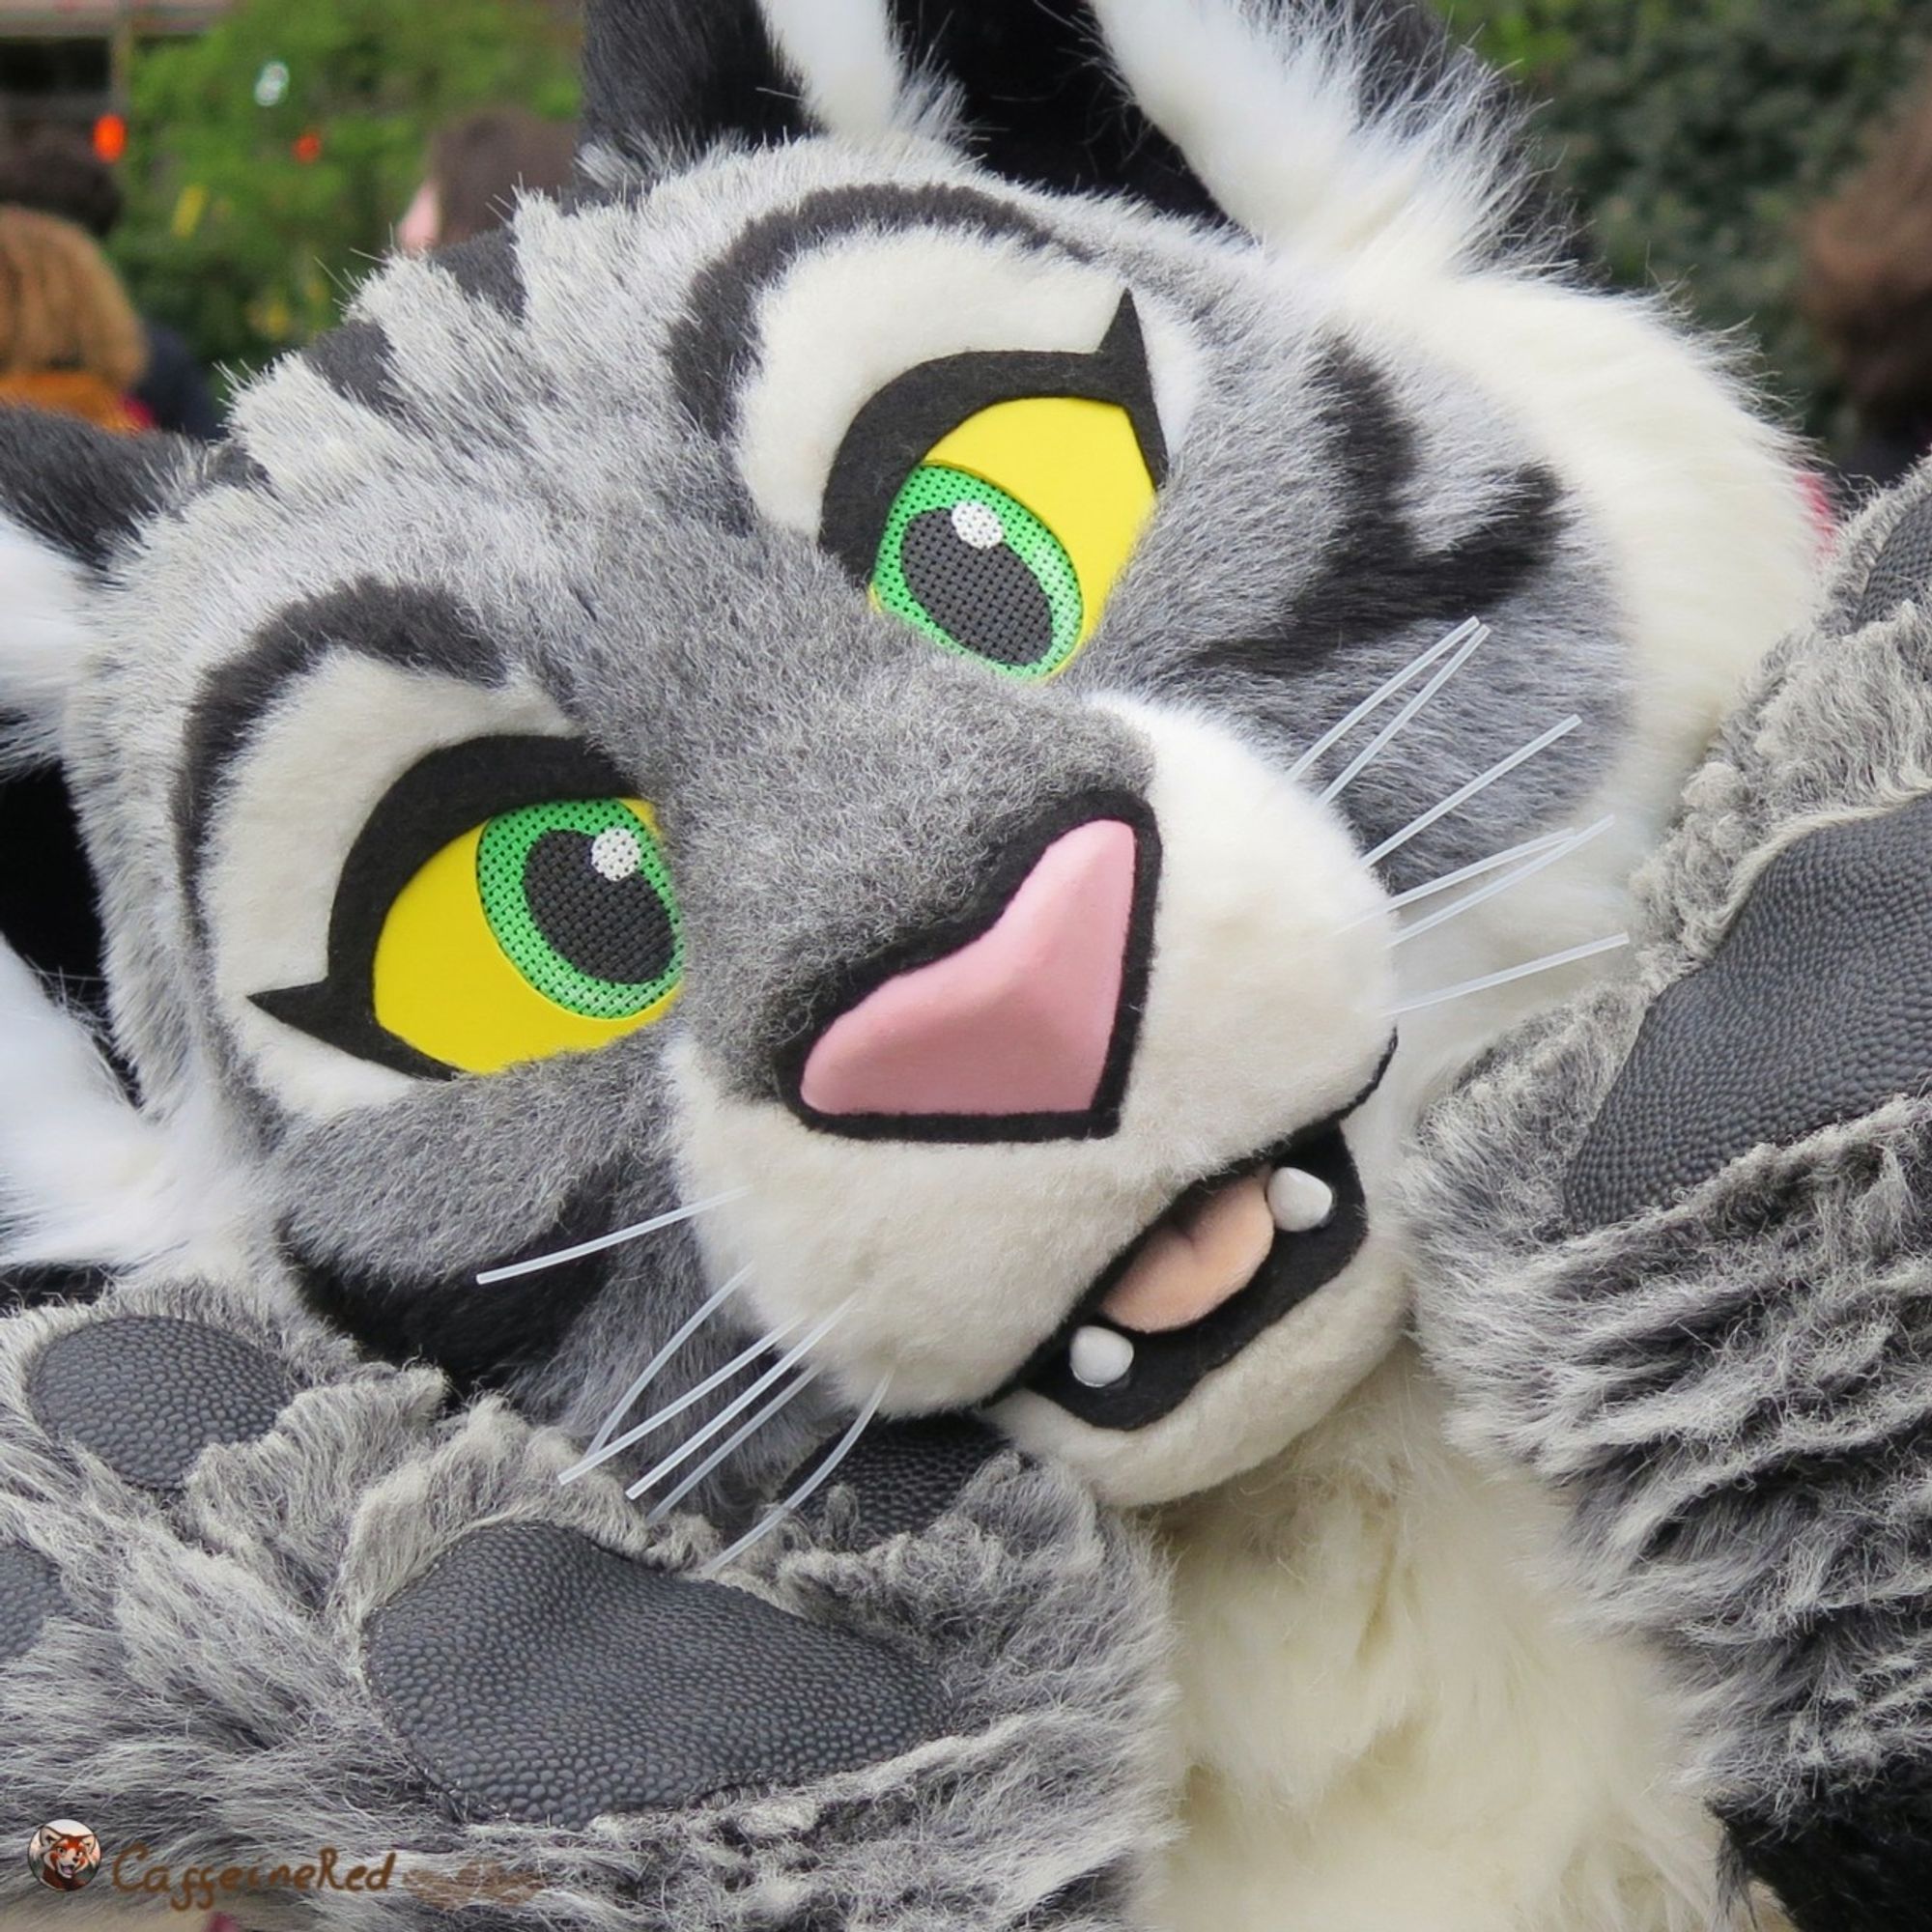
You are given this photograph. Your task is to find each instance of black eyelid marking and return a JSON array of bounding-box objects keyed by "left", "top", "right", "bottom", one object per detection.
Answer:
[
  {"left": 175, "top": 582, "right": 505, "bottom": 934},
  {"left": 251, "top": 736, "right": 635, "bottom": 1081},
  {"left": 669, "top": 183, "right": 1075, "bottom": 445},
  {"left": 817, "top": 292, "right": 1169, "bottom": 586}
]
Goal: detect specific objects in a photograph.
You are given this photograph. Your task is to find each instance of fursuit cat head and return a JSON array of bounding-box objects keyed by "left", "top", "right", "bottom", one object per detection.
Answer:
[{"left": 0, "top": 0, "right": 1813, "bottom": 1506}]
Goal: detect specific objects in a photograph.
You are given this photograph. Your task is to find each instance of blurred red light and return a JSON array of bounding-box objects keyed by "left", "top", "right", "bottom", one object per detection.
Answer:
[
  {"left": 293, "top": 129, "right": 323, "bottom": 165},
  {"left": 93, "top": 115, "right": 128, "bottom": 163}
]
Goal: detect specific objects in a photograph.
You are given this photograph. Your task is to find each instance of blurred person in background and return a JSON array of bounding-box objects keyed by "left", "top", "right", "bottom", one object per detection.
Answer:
[
  {"left": 1804, "top": 63, "right": 1932, "bottom": 502},
  {"left": 0, "top": 204, "right": 146, "bottom": 432},
  {"left": 0, "top": 126, "right": 220, "bottom": 440},
  {"left": 0, "top": 199, "right": 151, "bottom": 1021},
  {"left": 396, "top": 105, "right": 577, "bottom": 254}
]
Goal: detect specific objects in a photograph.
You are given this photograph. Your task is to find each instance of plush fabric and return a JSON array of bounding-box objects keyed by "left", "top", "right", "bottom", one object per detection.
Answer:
[
  {"left": 0, "top": 3, "right": 1889, "bottom": 1929},
  {"left": 1406, "top": 465, "right": 1932, "bottom": 1929}
]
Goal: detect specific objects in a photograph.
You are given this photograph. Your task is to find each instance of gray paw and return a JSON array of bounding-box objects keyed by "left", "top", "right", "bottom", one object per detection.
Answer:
[
  {"left": 368, "top": 1418, "right": 1009, "bottom": 1829},
  {"left": 800, "top": 1414, "right": 1009, "bottom": 1546},
  {"left": 368, "top": 1520, "right": 946, "bottom": 1825},
  {"left": 1567, "top": 793, "right": 1932, "bottom": 1226},
  {"left": 1854, "top": 485, "right": 1932, "bottom": 629},
  {"left": 1406, "top": 469, "right": 1932, "bottom": 1932},
  {"left": 0, "top": 1288, "right": 1169, "bottom": 1929},
  {"left": 0, "top": 1544, "right": 63, "bottom": 1664},
  {"left": 27, "top": 1315, "right": 293, "bottom": 1489}
]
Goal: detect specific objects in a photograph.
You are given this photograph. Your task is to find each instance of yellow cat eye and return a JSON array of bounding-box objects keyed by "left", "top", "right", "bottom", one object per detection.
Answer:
[
  {"left": 871, "top": 394, "right": 1159, "bottom": 679},
  {"left": 372, "top": 796, "right": 683, "bottom": 1075}
]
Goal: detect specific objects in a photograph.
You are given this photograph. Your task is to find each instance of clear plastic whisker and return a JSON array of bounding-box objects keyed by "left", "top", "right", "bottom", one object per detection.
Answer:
[
  {"left": 1354, "top": 826, "right": 1575, "bottom": 926},
  {"left": 1392, "top": 815, "right": 1615, "bottom": 948},
  {"left": 584, "top": 1264, "right": 753, "bottom": 1460},
  {"left": 625, "top": 1301, "right": 853, "bottom": 1502},
  {"left": 1364, "top": 715, "right": 1581, "bottom": 869},
  {"left": 703, "top": 1376, "right": 893, "bottom": 1577},
  {"left": 1393, "top": 932, "right": 1631, "bottom": 1015},
  {"left": 478, "top": 1186, "right": 749, "bottom": 1285},
  {"left": 644, "top": 1366, "right": 822, "bottom": 1525},
  {"left": 1287, "top": 617, "right": 1484, "bottom": 784},
  {"left": 559, "top": 1315, "right": 800, "bottom": 1485},
  {"left": 1320, "top": 623, "right": 1488, "bottom": 805}
]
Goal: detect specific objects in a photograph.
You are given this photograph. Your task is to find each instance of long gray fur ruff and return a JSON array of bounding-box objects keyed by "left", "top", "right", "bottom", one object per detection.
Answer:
[{"left": 1405, "top": 461, "right": 1932, "bottom": 1831}]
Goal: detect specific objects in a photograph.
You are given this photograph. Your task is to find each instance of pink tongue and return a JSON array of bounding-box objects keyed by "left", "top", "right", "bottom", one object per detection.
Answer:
[{"left": 1100, "top": 1173, "right": 1275, "bottom": 1335}]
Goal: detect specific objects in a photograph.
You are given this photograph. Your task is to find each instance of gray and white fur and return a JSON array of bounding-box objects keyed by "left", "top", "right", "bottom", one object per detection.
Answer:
[
  {"left": 1406, "top": 467, "right": 1932, "bottom": 1928},
  {"left": 0, "top": 1, "right": 1841, "bottom": 1926}
]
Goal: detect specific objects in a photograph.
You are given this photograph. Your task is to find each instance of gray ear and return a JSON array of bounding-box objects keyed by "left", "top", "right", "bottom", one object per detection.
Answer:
[
  {"left": 0, "top": 412, "right": 191, "bottom": 763},
  {"left": 578, "top": 0, "right": 815, "bottom": 183},
  {"left": 0, "top": 410, "right": 189, "bottom": 574},
  {"left": 579, "top": 0, "right": 1572, "bottom": 272}
]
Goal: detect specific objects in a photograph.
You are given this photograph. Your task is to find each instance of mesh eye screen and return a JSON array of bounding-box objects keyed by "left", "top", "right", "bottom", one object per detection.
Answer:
[
  {"left": 477, "top": 801, "right": 683, "bottom": 1021},
  {"left": 369, "top": 794, "right": 683, "bottom": 1076},
  {"left": 867, "top": 395, "right": 1157, "bottom": 679},
  {"left": 874, "top": 466, "right": 1083, "bottom": 677}
]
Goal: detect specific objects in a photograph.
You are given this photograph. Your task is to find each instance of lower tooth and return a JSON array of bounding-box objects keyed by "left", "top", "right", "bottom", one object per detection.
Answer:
[
  {"left": 1070, "top": 1325, "right": 1135, "bottom": 1389},
  {"left": 1267, "top": 1167, "right": 1336, "bottom": 1234}
]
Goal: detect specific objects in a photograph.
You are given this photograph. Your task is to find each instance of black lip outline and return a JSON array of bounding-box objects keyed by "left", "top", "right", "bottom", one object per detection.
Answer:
[
  {"left": 776, "top": 788, "right": 1162, "bottom": 1145},
  {"left": 999, "top": 1041, "right": 1396, "bottom": 1432}
]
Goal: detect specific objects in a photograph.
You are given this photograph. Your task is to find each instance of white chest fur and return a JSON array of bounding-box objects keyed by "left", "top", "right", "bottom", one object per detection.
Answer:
[{"left": 1146, "top": 1344, "right": 1783, "bottom": 1932}]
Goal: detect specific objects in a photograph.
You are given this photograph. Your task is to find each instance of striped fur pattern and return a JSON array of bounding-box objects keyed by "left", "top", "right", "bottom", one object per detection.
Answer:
[{"left": 0, "top": 1, "right": 1833, "bottom": 1925}]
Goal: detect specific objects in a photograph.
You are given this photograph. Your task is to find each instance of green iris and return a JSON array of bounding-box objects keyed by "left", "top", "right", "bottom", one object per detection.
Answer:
[
  {"left": 872, "top": 465, "right": 1084, "bottom": 678},
  {"left": 476, "top": 799, "right": 682, "bottom": 1020}
]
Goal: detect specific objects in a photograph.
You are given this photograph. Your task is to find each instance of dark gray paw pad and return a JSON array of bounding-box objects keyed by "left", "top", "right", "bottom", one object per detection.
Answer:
[
  {"left": 28, "top": 1317, "right": 294, "bottom": 1490},
  {"left": 366, "top": 1521, "right": 947, "bottom": 1827},
  {"left": 797, "top": 1415, "right": 1006, "bottom": 1546},
  {"left": 1856, "top": 491, "right": 1932, "bottom": 629},
  {"left": 0, "top": 1545, "right": 65, "bottom": 1664},
  {"left": 1568, "top": 796, "right": 1932, "bottom": 1225}
]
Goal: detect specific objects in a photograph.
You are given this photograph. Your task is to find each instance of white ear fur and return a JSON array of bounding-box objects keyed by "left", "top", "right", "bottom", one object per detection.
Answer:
[
  {"left": 758, "top": 0, "right": 959, "bottom": 143},
  {"left": 0, "top": 513, "right": 99, "bottom": 770},
  {"left": 0, "top": 943, "right": 247, "bottom": 1272},
  {"left": 1089, "top": 0, "right": 1527, "bottom": 276}
]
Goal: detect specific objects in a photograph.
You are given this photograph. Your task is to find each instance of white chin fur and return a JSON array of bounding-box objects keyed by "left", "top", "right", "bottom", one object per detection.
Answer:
[{"left": 673, "top": 700, "right": 1397, "bottom": 1421}]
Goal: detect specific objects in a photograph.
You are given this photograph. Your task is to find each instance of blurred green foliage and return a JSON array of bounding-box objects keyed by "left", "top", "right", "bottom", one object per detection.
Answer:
[
  {"left": 1434, "top": 0, "right": 1932, "bottom": 444},
  {"left": 109, "top": 1, "right": 1932, "bottom": 439},
  {"left": 110, "top": 0, "right": 578, "bottom": 393}
]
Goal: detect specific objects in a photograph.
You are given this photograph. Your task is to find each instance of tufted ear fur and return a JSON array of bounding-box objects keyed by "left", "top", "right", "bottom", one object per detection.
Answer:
[
  {"left": 579, "top": 0, "right": 1573, "bottom": 271},
  {"left": 1084, "top": 0, "right": 1572, "bottom": 271},
  {"left": 0, "top": 412, "right": 191, "bottom": 768}
]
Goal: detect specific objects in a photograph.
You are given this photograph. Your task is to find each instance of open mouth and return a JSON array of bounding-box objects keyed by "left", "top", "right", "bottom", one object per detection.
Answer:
[{"left": 1006, "top": 1049, "right": 1390, "bottom": 1431}]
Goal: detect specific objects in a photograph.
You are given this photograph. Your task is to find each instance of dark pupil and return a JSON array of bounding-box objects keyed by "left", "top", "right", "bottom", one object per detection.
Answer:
[
  {"left": 522, "top": 830, "right": 676, "bottom": 986},
  {"left": 899, "top": 507, "right": 1054, "bottom": 668}
]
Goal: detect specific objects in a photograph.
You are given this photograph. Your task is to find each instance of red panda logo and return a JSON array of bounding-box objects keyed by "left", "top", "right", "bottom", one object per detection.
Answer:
[{"left": 28, "top": 1821, "right": 100, "bottom": 1891}]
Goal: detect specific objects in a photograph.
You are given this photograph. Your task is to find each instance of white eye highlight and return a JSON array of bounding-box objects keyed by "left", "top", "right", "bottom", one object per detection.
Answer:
[
  {"left": 951, "top": 499, "right": 1006, "bottom": 551},
  {"left": 591, "top": 826, "right": 644, "bottom": 882}
]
